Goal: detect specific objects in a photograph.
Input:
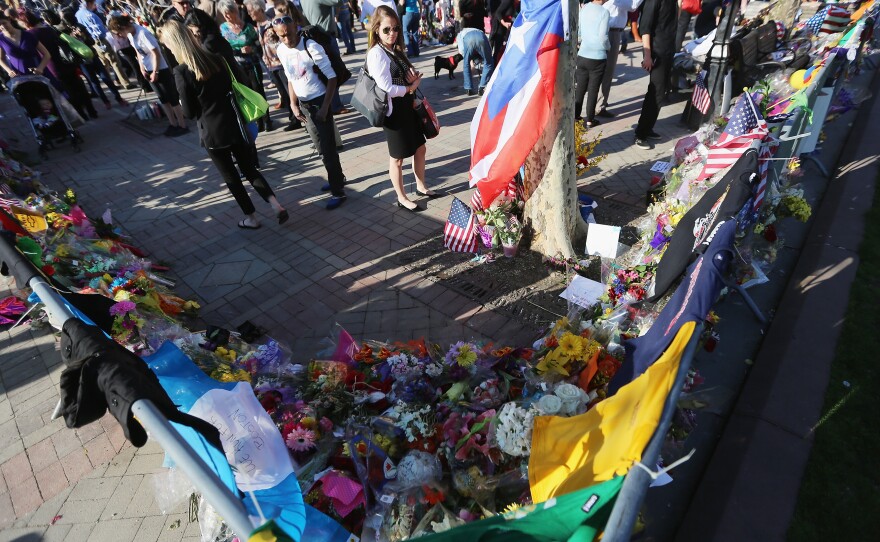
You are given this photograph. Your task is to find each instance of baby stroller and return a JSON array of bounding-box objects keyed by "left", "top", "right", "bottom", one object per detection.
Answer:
[{"left": 10, "top": 75, "right": 84, "bottom": 159}]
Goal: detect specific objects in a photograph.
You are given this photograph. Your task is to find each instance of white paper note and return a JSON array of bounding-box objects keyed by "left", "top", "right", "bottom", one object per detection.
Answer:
[
  {"left": 585, "top": 223, "right": 621, "bottom": 259},
  {"left": 559, "top": 275, "right": 606, "bottom": 309}
]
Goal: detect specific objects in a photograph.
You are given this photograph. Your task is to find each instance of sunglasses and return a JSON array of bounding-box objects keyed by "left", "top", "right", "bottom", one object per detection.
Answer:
[
  {"left": 381, "top": 25, "right": 400, "bottom": 35},
  {"left": 272, "top": 15, "right": 292, "bottom": 25}
]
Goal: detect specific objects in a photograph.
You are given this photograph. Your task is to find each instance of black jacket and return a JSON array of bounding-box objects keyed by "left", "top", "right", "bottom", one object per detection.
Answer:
[
  {"left": 175, "top": 63, "right": 245, "bottom": 149},
  {"left": 58, "top": 319, "right": 222, "bottom": 450}
]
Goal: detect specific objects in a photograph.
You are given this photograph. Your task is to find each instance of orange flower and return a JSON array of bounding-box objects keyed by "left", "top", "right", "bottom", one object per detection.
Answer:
[
  {"left": 492, "top": 346, "right": 514, "bottom": 358},
  {"left": 377, "top": 347, "right": 393, "bottom": 360},
  {"left": 545, "top": 335, "right": 559, "bottom": 348},
  {"left": 354, "top": 345, "right": 373, "bottom": 363}
]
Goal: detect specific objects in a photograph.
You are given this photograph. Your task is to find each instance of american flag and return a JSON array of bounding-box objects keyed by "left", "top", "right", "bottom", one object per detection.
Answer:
[
  {"left": 444, "top": 197, "right": 478, "bottom": 252},
  {"left": 804, "top": 6, "right": 851, "bottom": 35},
  {"left": 692, "top": 71, "right": 711, "bottom": 115},
  {"left": 753, "top": 142, "right": 774, "bottom": 211},
  {"left": 470, "top": 175, "right": 524, "bottom": 212},
  {"left": 697, "top": 93, "right": 768, "bottom": 181}
]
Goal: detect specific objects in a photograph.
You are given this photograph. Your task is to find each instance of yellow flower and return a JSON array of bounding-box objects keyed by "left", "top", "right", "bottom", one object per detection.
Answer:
[
  {"left": 557, "top": 333, "right": 583, "bottom": 358},
  {"left": 113, "top": 290, "right": 131, "bottom": 302},
  {"left": 535, "top": 349, "right": 570, "bottom": 376},
  {"left": 102, "top": 273, "right": 113, "bottom": 283}
]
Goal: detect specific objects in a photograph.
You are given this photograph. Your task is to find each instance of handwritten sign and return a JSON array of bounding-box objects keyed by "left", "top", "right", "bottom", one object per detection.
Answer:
[
  {"left": 188, "top": 382, "right": 294, "bottom": 491},
  {"left": 650, "top": 161, "right": 671, "bottom": 174},
  {"left": 559, "top": 275, "right": 606, "bottom": 309},
  {"left": 11, "top": 206, "right": 47, "bottom": 235}
]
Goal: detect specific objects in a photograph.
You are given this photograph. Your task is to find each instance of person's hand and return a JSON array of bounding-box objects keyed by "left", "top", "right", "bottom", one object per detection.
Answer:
[
  {"left": 242, "top": 45, "right": 253, "bottom": 54},
  {"left": 292, "top": 104, "right": 306, "bottom": 122},
  {"left": 641, "top": 55, "right": 653, "bottom": 71},
  {"left": 31, "top": 67, "right": 44, "bottom": 75},
  {"left": 405, "top": 67, "right": 422, "bottom": 84},
  {"left": 150, "top": 70, "right": 158, "bottom": 82},
  {"left": 501, "top": 19, "right": 511, "bottom": 28},
  {"left": 6, "top": 69, "right": 15, "bottom": 78}
]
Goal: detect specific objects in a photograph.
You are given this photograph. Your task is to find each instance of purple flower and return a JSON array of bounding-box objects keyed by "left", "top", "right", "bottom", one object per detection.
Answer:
[
  {"left": 649, "top": 224, "right": 670, "bottom": 250},
  {"left": 109, "top": 300, "right": 137, "bottom": 317}
]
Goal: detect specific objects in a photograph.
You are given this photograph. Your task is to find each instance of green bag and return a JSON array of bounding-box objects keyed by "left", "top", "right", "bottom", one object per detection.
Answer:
[
  {"left": 225, "top": 61, "right": 268, "bottom": 123},
  {"left": 59, "top": 33, "right": 94, "bottom": 61}
]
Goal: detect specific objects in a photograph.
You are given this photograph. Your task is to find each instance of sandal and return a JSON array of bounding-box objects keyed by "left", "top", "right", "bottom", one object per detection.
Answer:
[{"left": 237, "top": 219, "right": 261, "bottom": 229}]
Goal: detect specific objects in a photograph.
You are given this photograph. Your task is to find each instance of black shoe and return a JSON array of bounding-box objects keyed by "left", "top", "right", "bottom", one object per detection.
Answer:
[
  {"left": 283, "top": 122, "right": 300, "bottom": 132},
  {"left": 277, "top": 209, "right": 289, "bottom": 224},
  {"left": 265, "top": 120, "right": 275, "bottom": 132},
  {"left": 465, "top": 89, "right": 475, "bottom": 96},
  {"left": 586, "top": 119, "right": 601, "bottom": 128},
  {"left": 596, "top": 108, "right": 615, "bottom": 118},
  {"left": 634, "top": 137, "right": 651, "bottom": 150},
  {"left": 163, "top": 125, "right": 177, "bottom": 137},
  {"left": 416, "top": 189, "right": 443, "bottom": 198},
  {"left": 646, "top": 131, "right": 662, "bottom": 140},
  {"left": 396, "top": 201, "right": 424, "bottom": 213},
  {"left": 478, "top": 87, "right": 485, "bottom": 96},
  {"left": 326, "top": 195, "right": 347, "bottom": 210}
]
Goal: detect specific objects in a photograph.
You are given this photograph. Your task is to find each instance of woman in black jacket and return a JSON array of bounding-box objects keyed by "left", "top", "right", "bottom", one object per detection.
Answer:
[{"left": 160, "top": 19, "right": 288, "bottom": 229}]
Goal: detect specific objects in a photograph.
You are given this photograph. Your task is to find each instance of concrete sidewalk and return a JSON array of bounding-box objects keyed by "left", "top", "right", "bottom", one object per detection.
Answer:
[{"left": 0, "top": 29, "right": 686, "bottom": 541}]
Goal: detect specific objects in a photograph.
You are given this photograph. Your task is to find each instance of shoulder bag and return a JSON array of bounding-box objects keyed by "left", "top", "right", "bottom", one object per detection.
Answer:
[
  {"left": 224, "top": 60, "right": 268, "bottom": 123},
  {"left": 350, "top": 60, "right": 388, "bottom": 128},
  {"left": 413, "top": 88, "right": 440, "bottom": 139}
]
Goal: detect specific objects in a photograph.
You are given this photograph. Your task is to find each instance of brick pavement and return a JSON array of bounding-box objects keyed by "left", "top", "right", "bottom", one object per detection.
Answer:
[{"left": 0, "top": 29, "right": 687, "bottom": 541}]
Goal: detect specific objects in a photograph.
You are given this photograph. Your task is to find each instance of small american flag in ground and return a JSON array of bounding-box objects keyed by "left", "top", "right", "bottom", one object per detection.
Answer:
[
  {"left": 444, "top": 197, "right": 478, "bottom": 252},
  {"left": 692, "top": 71, "right": 711, "bottom": 114},
  {"left": 697, "top": 92, "right": 768, "bottom": 181}
]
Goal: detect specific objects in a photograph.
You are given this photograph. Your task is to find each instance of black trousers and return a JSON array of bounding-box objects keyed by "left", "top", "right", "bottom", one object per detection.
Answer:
[
  {"left": 58, "top": 69, "right": 96, "bottom": 119},
  {"left": 301, "top": 96, "right": 345, "bottom": 197},
  {"left": 269, "top": 68, "right": 292, "bottom": 120},
  {"left": 81, "top": 57, "right": 122, "bottom": 103},
  {"left": 635, "top": 53, "right": 673, "bottom": 139},
  {"left": 205, "top": 141, "right": 275, "bottom": 215},
  {"left": 574, "top": 56, "right": 606, "bottom": 122},
  {"left": 675, "top": 11, "right": 693, "bottom": 55}
]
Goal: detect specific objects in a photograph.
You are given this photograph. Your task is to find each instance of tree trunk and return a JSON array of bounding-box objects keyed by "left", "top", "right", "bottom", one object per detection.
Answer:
[{"left": 522, "top": 0, "right": 587, "bottom": 260}]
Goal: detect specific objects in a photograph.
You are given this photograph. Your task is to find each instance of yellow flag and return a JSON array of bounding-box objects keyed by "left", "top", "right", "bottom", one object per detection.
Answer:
[
  {"left": 529, "top": 321, "right": 696, "bottom": 502},
  {"left": 11, "top": 206, "right": 48, "bottom": 235}
]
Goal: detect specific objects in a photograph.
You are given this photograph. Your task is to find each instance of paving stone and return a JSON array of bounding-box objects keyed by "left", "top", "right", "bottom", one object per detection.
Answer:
[
  {"left": 25, "top": 486, "right": 73, "bottom": 528},
  {"left": 89, "top": 518, "right": 142, "bottom": 542},
  {"left": 9, "top": 475, "right": 42, "bottom": 517},
  {"left": 34, "top": 462, "right": 68, "bottom": 503},
  {"left": 61, "top": 522, "right": 94, "bottom": 542},
  {"left": 132, "top": 515, "right": 168, "bottom": 542}
]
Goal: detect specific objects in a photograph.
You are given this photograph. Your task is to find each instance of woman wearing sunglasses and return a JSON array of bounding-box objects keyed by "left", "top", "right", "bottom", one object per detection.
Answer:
[
  {"left": 366, "top": 5, "right": 440, "bottom": 213},
  {"left": 160, "top": 19, "right": 289, "bottom": 229}
]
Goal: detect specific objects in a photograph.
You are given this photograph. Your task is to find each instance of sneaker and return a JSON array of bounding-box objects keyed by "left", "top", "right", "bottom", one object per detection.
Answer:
[
  {"left": 478, "top": 87, "right": 485, "bottom": 96},
  {"left": 646, "top": 131, "right": 662, "bottom": 140},
  {"left": 586, "top": 119, "right": 601, "bottom": 128},
  {"left": 326, "top": 195, "right": 347, "bottom": 210},
  {"left": 634, "top": 137, "right": 651, "bottom": 150},
  {"left": 596, "top": 108, "right": 615, "bottom": 118}
]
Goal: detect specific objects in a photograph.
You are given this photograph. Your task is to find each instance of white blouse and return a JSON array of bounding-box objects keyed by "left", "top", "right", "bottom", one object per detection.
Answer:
[{"left": 366, "top": 46, "right": 409, "bottom": 117}]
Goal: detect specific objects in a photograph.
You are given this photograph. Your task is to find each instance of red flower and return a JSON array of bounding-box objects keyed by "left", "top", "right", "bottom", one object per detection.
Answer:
[
  {"left": 354, "top": 345, "right": 374, "bottom": 363},
  {"left": 422, "top": 485, "right": 445, "bottom": 505},
  {"left": 545, "top": 335, "right": 559, "bottom": 348},
  {"left": 377, "top": 347, "right": 392, "bottom": 360},
  {"left": 763, "top": 224, "right": 778, "bottom": 243}
]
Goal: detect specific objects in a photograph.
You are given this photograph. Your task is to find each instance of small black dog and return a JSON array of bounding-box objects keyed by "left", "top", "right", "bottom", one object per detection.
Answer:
[{"left": 434, "top": 53, "right": 464, "bottom": 80}]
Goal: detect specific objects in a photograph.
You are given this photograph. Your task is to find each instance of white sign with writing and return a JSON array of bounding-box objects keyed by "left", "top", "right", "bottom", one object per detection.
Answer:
[
  {"left": 189, "top": 382, "right": 294, "bottom": 491},
  {"left": 585, "top": 223, "right": 622, "bottom": 259},
  {"left": 559, "top": 275, "right": 606, "bottom": 309},
  {"left": 650, "top": 161, "right": 671, "bottom": 174}
]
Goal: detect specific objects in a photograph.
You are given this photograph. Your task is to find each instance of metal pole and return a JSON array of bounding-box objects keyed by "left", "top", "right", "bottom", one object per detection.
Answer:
[
  {"left": 131, "top": 400, "right": 255, "bottom": 539},
  {"left": 706, "top": 0, "right": 741, "bottom": 115},
  {"left": 601, "top": 323, "right": 705, "bottom": 542}
]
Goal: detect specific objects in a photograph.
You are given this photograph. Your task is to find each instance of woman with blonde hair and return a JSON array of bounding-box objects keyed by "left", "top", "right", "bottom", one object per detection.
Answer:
[
  {"left": 366, "top": 5, "right": 440, "bottom": 213},
  {"left": 161, "top": 19, "right": 288, "bottom": 228}
]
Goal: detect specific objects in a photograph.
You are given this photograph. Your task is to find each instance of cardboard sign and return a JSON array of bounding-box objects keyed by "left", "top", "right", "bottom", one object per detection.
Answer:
[
  {"left": 585, "top": 223, "right": 621, "bottom": 259},
  {"left": 559, "top": 275, "right": 606, "bottom": 309}
]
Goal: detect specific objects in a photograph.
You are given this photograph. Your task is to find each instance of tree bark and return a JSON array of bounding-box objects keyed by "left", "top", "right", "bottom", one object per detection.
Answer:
[{"left": 522, "top": 0, "right": 587, "bottom": 260}]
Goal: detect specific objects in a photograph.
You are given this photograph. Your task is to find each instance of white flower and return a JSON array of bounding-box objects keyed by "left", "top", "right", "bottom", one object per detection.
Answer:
[
  {"left": 536, "top": 394, "right": 562, "bottom": 415},
  {"left": 555, "top": 383, "right": 586, "bottom": 416},
  {"left": 425, "top": 363, "right": 443, "bottom": 377},
  {"left": 495, "top": 402, "right": 536, "bottom": 457}
]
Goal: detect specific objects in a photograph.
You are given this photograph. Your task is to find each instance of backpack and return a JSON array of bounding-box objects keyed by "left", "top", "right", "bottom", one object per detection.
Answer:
[{"left": 298, "top": 25, "right": 352, "bottom": 86}]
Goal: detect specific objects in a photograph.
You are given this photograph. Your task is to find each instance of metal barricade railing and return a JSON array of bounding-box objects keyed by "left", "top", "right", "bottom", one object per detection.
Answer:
[{"left": 0, "top": 236, "right": 255, "bottom": 540}]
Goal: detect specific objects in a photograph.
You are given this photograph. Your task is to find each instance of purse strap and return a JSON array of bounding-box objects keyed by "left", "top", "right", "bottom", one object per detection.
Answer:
[{"left": 223, "top": 59, "right": 239, "bottom": 85}]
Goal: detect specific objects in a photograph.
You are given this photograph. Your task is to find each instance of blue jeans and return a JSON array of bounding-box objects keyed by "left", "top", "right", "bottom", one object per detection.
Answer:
[
  {"left": 461, "top": 30, "right": 494, "bottom": 91},
  {"left": 403, "top": 11, "right": 420, "bottom": 58},
  {"left": 338, "top": 13, "right": 356, "bottom": 53}
]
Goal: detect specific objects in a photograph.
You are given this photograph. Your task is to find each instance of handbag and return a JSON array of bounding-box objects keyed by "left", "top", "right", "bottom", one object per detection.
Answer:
[
  {"left": 350, "top": 62, "right": 388, "bottom": 128},
  {"left": 682, "top": 0, "right": 702, "bottom": 15},
  {"left": 413, "top": 89, "right": 440, "bottom": 139},
  {"left": 59, "top": 33, "right": 94, "bottom": 62},
  {"left": 224, "top": 60, "right": 269, "bottom": 123}
]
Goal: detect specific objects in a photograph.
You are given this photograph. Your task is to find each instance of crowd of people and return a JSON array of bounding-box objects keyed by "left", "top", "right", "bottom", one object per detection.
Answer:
[{"left": 0, "top": 0, "right": 734, "bottom": 224}]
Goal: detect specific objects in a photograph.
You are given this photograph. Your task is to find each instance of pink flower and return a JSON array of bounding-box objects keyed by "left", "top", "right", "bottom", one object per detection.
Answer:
[
  {"left": 109, "top": 300, "right": 137, "bottom": 317},
  {"left": 319, "top": 417, "right": 334, "bottom": 434},
  {"left": 286, "top": 427, "right": 316, "bottom": 452}
]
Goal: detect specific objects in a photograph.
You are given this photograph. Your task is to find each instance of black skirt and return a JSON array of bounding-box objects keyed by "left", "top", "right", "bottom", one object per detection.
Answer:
[{"left": 383, "top": 93, "right": 426, "bottom": 159}]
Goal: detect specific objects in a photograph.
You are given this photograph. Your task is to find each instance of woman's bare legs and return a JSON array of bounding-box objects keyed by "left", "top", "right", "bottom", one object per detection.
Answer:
[{"left": 390, "top": 156, "right": 418, "bottom": 209}]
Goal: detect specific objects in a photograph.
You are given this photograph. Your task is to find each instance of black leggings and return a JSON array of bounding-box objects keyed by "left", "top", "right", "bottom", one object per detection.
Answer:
[
  {"left": 575, "top": 56, "right": 606, "bottom": 122},
  {"left": 205, "top": 141, "right": 275, "bottom": 215}
]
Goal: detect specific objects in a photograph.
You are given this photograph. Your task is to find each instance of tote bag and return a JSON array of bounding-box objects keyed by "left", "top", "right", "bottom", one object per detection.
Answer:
[
  {"left": 224, "top": 61, "right": 269, "bottom": 123},
  {"left": 59, "top": 33, "right": 94, "bottom": 62},
  {"left": 350, "top": 63, "right": 388, "bottom": 127}
]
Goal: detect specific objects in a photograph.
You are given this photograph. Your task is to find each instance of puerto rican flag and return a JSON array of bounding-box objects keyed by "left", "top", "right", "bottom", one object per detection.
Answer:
[{"left": 469, "top": 0, "right": 567, "bottom": 208}]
